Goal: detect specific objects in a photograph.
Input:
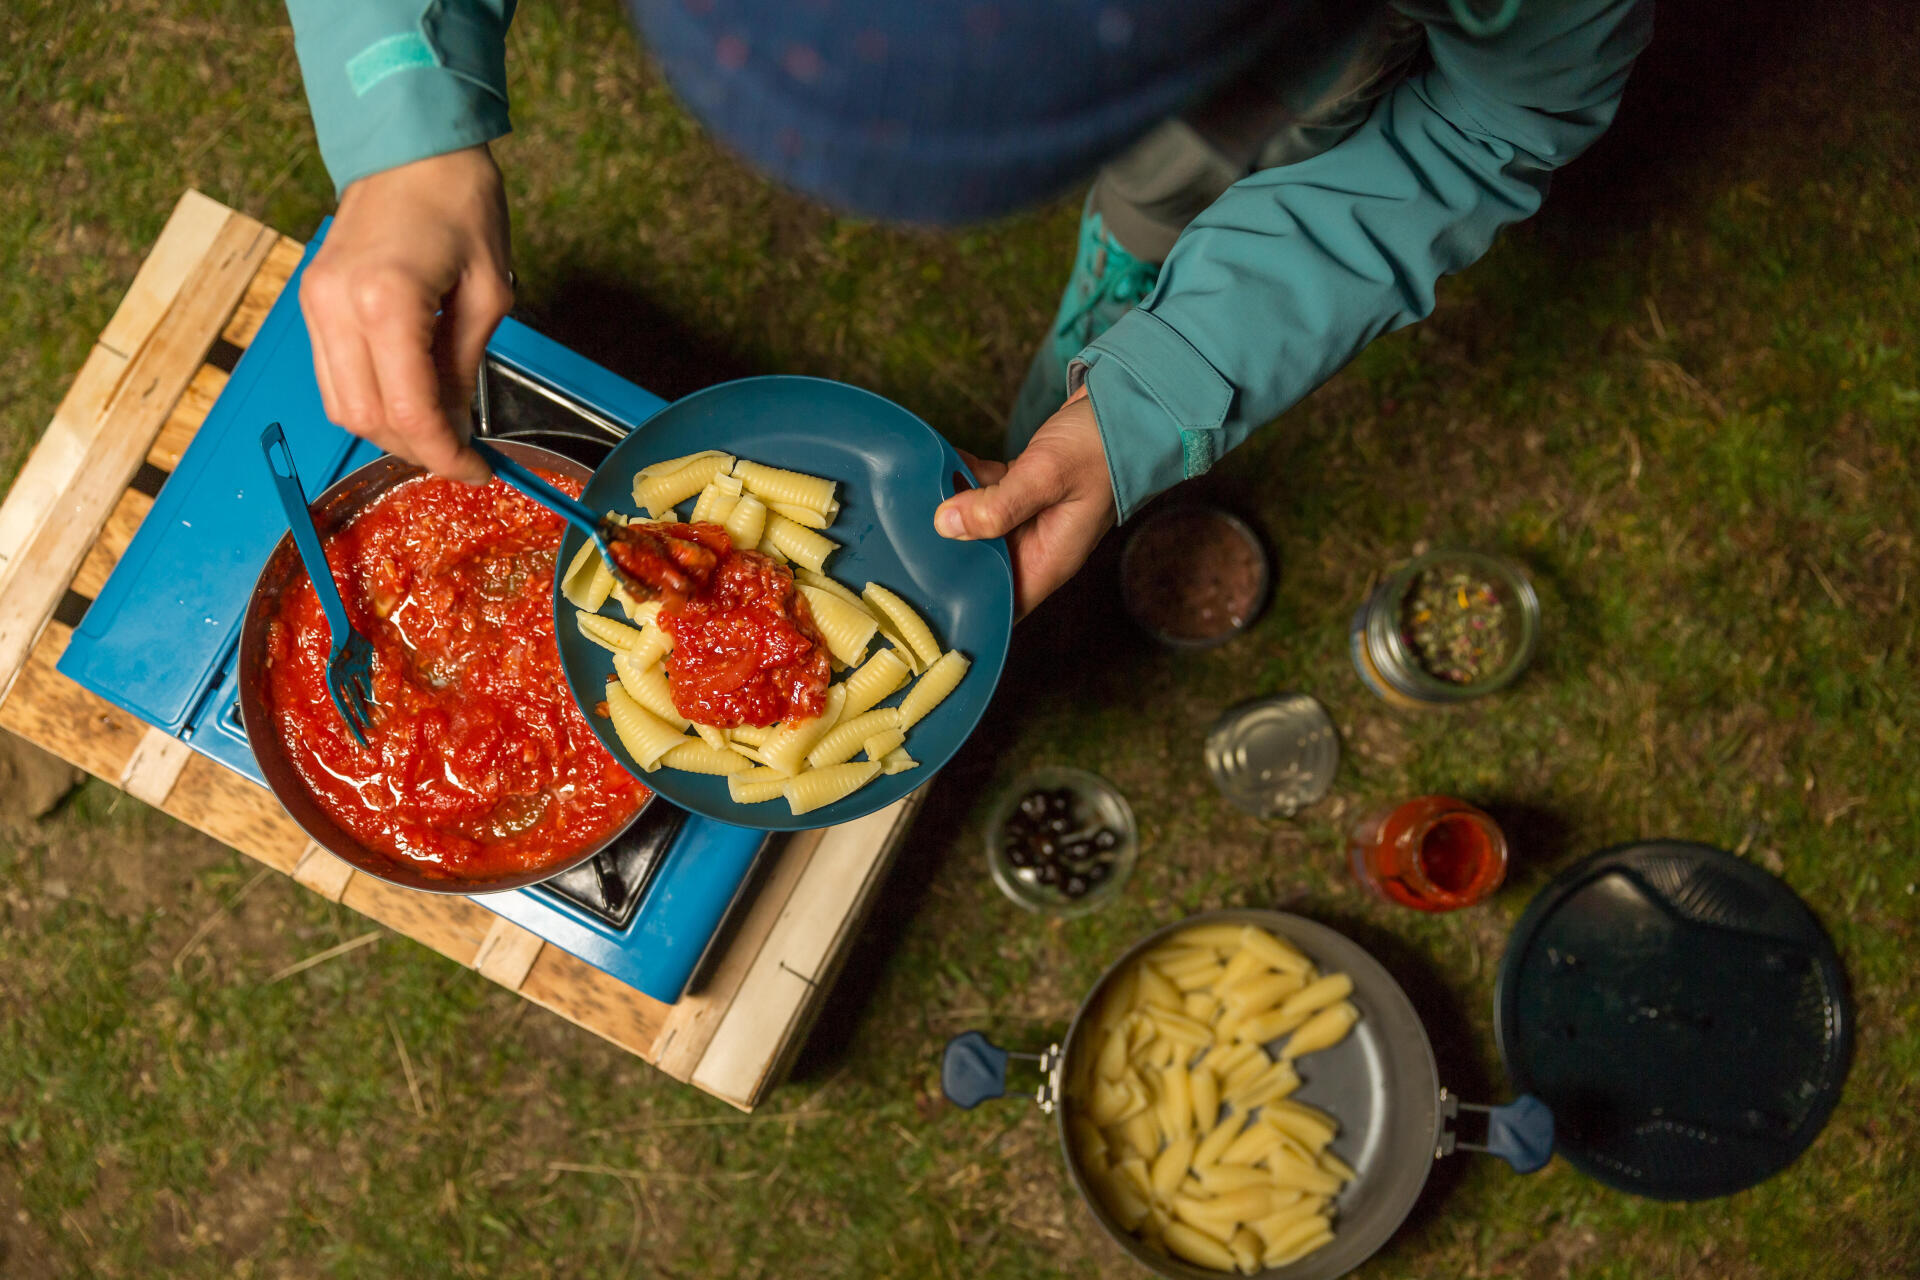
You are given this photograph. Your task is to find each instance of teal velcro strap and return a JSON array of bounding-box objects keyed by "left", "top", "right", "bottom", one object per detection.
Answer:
[{"left": 346, "top": 31, "right": 438, "bottom": 98}]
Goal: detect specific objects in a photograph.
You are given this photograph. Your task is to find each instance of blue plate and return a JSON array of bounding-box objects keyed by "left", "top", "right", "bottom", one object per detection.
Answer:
[{"left": 554, "top": 376, "right": 1015, "bottom": 830}]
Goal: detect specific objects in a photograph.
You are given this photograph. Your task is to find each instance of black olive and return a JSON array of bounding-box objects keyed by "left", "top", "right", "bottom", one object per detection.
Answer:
[
  {"left": 1005, "top": 841, "right": 1035, "bottom": 869},
  {"left": 1046, "top": 788, "right": 1075, "bottom": 816},
  {"left": 1034, "top": 836, "right": 1058, "bottom": 862},
  {"left": 1083, "top": 861, "right": 1111, "bottom": 886},
  {"left": 1092, "top": 828, "right": 1119, "bottom": 852},
  {"left": 1018, "top": 791, "right": 1050, "bottom": 822},
  {"left": 1045, "top": 814, "right": 1072, "bottom": 837},
  {"left": 1034, "top": 861, "right": 1063, "bottom": 887},
  {"left": 1063, "top": 874, "right": 1090, "bottom": 899},
  {"left": 1060, "top": 839, "right": 1096, "bottom": 865}
]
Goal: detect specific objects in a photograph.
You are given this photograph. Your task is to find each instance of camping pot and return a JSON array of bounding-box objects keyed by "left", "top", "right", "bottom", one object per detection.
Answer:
[
  {"left": 942, "top": 909, "right": 1552, "bottom": 1279},
  {"left": 237, "top": 441, "right": 656, "bottom": 894}
]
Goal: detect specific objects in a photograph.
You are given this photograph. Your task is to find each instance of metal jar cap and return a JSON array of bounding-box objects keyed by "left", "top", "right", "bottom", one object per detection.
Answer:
[{"left": 1204, "top": 694, "right": 1340, "bottom": 818}]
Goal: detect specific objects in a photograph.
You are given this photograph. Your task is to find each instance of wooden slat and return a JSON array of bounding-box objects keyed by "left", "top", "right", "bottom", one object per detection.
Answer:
[
  {"left": 691, "top": 799, "right": 918, "bottom": 1107},
  {"left": 0, "top": 345, "right": 127, "bottom": 573},
  {"left": 221, "top": 235, "right": 305, "bottom": 348},
  {"left": 69, "top": 488, "right": 155, "bottom": 599},
  {"left": 159, "top": 754, "right": 309, "bottom": 874},
  {"left": 0, "top": 624, "right": 151, "bottom": 782},
  {"left": 652, "top": 829, "right": 826, "bottom": 1079},
  {"left": 119, "top": 727, "right": 194, "bottom": 806},
  {"left": 339, "top": 875, "right": 499, "bottom": 967},
  {"left": 0, "top": 208, "right": 276, "bottom": 700},
  {"left": 291, "top": 841, "right": 357, "bottom": 903},
  {"left": 146, "top": 364, "right": 228, "bottom": 471},
  {"left": 473, "top": 917, "right": 546, "bottom": 991},
  {"left": 100, "top": 191, "right": 236, "bottom": 358},
  {"left": 519, "top": 948, "right": 670, "bottom": 1060},
  {"left": 0, "top": 192, "right": 228, "bottom": 577}
]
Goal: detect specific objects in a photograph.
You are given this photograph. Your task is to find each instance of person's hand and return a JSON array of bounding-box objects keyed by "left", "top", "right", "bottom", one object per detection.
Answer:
[
  {"left": 297, "top": 145, "right": 512, "bottom": 484},
  {"left": 934, "top": 387, "right": 1116, "bottom": 618}
]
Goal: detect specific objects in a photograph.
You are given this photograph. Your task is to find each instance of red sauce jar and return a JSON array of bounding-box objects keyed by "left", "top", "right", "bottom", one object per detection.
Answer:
[{"left": 1347, "top": 796, "right": 1508, "bottom": 911}]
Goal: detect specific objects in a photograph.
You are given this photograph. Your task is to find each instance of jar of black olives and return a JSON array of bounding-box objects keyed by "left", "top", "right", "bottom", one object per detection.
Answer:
[{"left": 985, "top": 767, "right": 1137, "bottom": 917}]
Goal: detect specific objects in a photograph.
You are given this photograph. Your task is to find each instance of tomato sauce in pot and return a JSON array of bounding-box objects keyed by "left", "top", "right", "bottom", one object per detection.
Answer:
[{"left": 265, "top": 474, "right": 647, "bottom": 878}]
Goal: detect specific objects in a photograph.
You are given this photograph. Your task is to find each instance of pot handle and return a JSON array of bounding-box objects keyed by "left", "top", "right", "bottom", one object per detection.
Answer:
[
  {"left": 940, "top": 1032, "right": 1064, "bottom": 1112},
  {"left": 1437, "top": 1090, "right": 1554, "bottom": 1174}
]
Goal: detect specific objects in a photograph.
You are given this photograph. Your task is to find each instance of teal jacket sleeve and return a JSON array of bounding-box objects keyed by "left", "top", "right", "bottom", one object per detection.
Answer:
[
  {"left": 285, "top": 0, "right": 518, "bottom": 195},
  {"left": 1073, "top": 0, "right": 1655, "bottom": 521}
]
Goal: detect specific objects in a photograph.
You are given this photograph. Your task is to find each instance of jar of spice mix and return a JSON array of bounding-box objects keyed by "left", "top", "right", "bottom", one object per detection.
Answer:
[{"left": 1350, "top": 549, "right": 1540, "bottom": 707}]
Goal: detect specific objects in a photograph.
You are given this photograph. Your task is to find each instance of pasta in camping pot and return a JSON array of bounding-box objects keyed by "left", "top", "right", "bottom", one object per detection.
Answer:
[
  {"left": 567, "top": 452, "right": 970, "bottom": 817},
  {"left": 1067, "top": 924, "right": 1362, "bottom": 1274}
]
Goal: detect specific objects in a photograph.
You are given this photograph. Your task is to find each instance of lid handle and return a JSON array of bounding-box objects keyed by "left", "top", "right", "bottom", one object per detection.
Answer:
[
  {"left": 1440, "top": 1092, "right": 1555, "bottom": 1174},
  {"left": 941, "top": 1032, "right": 1010, "bottom": 1110},
  {"left": 940, "top": 1032, "right": 1063, "bottom": 1111}
]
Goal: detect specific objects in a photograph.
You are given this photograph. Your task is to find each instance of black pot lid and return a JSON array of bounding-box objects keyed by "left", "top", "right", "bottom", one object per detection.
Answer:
[{"left": 1495, "top": 841, "right": 1851, "bottom": 1200}]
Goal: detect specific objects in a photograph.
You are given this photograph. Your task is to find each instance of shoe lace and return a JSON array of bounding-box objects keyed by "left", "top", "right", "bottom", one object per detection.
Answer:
[{"left": 1056, "top": 246, "right": 1160, "bottom": 341}]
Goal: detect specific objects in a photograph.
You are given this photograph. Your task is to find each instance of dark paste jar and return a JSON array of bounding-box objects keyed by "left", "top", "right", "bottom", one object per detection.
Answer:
[
  {"left": 1119, "top": 505, "right": 1271, "bottom": 648},
  {"left": 1350, "top": 549, "right": 1539, "bottom": 707}
]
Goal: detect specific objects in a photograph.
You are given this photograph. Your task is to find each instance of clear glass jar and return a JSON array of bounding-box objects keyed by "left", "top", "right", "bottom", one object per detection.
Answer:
[{"left": 1350, "top": 549, "right": 1540, "bottom": 707}]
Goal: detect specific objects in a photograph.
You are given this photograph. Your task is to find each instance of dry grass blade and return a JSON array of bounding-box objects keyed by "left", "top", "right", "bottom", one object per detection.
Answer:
[
  {"left": 266, "top": 930, "right": 381, "bottom": 984},
  {"left": 170, "top": 866, "right": 273, "bottom": 975},
  {"left": 387, "top": 1014, "right": 427, "bottom": 1120}
]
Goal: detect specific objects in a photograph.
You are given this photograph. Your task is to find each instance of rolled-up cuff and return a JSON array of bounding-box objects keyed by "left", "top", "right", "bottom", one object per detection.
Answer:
[{"left": 1070, "top": 308, "right": 1234, "bottom": 522}]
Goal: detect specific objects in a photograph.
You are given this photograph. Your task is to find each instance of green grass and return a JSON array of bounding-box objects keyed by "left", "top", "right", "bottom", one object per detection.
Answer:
[{"left": 5, "top": 0, "right": 1919, "bottom": 1276}]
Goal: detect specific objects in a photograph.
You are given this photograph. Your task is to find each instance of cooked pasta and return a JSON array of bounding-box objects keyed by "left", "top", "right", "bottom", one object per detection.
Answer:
[
  {"left": 727, "top": 771, "right": 791, "bottom": 804},
  {"left": 764, "top": 499, "right": 836, "bottom": 529},
  {"left": 758, "top": 685, "right": 846, "bottom": 776},
  {"left": 613, "top": 651, "right": 689, "bottom": 731},
  {"left": 784, "top": 761, "right": 881, "bottom": 815},
  {"left": 861, "top": 582, "right": 942, "bottom": 668},
  {"left": 898, "top": 651, "right": 970, "bottom": 728},
  {"left": 561, "top": 537, "right": 606, "bottom": 610},
  {"left": 723, "top": 493, "right": 768, "bottom": 549},
  {"left": 1067, "top": 923, "right": 1362, "bottom": 1274},
  {"left": 585, "top": 452, "right": 973, "bottom": 815},
  {"left": 626, "top": 622, "right": 673, "bottom": 671},
  {"left": 659, "top": 740, "right": 753, "bottom": 775},
  {"left": 840, "top": 648, "right": 911, "bottom": 719},
  {"left": 578, "top": 612, "right": 643, "bottom": 653},
  {"left": 733, "top": 459, "right": 836, "bottom": 510},
  {"left": 861, "top": 728, "right": 905, "bottom": 762},
  {"left": 798, "top": 586, "right": 880, "bottom": 666},
  {"left": 759, "top": 512, "right": 838, "bottom": 573},
  {"left": 635, "top": 453, "right": 733, "bottom": 517},
  {"left": 805, "top": 708, "right": 900, "bottom": 769},
  {"left": 604, "top": 684, "right": 686, "bottom": 771}
]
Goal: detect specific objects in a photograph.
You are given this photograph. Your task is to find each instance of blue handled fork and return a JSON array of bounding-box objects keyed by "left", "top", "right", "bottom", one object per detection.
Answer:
[{"left": 261, "top": 423, "right": 376, "bottom": 747}]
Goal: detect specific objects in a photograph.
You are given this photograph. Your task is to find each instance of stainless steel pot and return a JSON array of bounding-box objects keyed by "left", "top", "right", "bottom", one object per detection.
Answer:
[
  {"left": 237, "top": 441, "right": 651, "bottom": 894},
  {"left": 943, "top": 908, "right": 1551, "bottom": 1279}
]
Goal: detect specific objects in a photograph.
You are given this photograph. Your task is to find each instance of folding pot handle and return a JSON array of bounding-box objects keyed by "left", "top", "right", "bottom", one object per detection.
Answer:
[
  {"left": 1437, "top": 1090, "right": 1554, "bottom": 1174},
  {"left": 940, "top": 1032, "right": 1064, "bottom": 1112}
]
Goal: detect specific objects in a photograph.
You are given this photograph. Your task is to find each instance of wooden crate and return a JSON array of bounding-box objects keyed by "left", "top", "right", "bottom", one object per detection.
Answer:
[{"left": 0, "top": 190, "right": 921, "bottom": 1111}]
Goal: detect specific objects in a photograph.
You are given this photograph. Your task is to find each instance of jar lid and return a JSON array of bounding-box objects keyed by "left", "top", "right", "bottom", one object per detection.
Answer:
[{"left": 1203, "top": 694, "right": 1339, "bottom": 818}]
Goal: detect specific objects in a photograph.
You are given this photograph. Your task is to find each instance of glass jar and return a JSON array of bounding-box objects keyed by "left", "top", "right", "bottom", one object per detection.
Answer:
[
  {"left": 1349, "top": 549, "right": 1540, "bottom": 707},
  {"left": 1348, "top": 795, "right": 1508, "bottom": 911}
]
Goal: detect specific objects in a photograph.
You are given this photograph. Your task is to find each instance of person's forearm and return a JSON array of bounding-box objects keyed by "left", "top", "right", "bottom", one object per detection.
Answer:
[
  {"left": 286, "top": 0, "right": 518, "bottom": 196},
  {"left": 1073, "top": 0, "right": 1655, "bottom": 521}
]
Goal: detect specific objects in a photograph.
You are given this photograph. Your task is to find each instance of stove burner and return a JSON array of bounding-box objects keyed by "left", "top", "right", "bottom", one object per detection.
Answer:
[{"left": 538, "top": 801, "right": 687, "bottom": 927}]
